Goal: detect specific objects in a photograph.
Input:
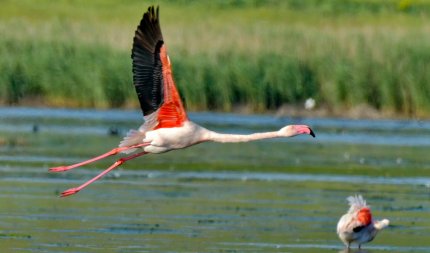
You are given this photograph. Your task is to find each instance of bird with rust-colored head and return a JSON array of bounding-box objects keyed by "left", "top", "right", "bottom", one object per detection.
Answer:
[{"left": 337, "top": 195, "right": 389, "bottom": 249}]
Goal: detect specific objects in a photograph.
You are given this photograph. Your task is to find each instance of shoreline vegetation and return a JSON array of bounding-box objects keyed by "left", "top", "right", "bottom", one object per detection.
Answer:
[{"left": 1, "top": 0, "right": 429, "bottom": 119}]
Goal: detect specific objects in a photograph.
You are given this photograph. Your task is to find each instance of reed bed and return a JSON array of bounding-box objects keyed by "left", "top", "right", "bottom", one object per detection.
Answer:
[{"left": 1, "top": 0, "right": 429, "bottom": 117}]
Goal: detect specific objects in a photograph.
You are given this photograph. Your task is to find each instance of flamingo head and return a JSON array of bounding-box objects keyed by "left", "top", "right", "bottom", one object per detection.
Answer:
[
  {"left": 278, "top": 125, "right": 315, "bottom": 138},
  {"left": 374, "top": 219, "right": 390, "bottom": 230}
]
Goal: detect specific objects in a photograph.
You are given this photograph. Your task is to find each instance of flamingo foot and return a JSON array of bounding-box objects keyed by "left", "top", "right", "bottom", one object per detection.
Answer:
[
  {"left": 57, "top": 151, "right": 149, "bottom": 197},
  {"left": 60, "top": 187, "right": 81, "bottom": 197},
  {"left": 48, "top": 143, "right": 150, "bottom": 173},
  {"left": 49, "top": 166, "right": 69, "bottom": 172}
]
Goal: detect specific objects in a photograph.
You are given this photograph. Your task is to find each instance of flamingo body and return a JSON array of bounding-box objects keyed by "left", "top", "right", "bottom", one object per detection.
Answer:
[
  {"left": 337, "top": 195, "right": 389, "bottom": 249},
  {"left": 50, "top": 6, "right": 315, "bottom": 197},
  {"left": 138, "top": 121, "right": 208, "bottom": 154}
]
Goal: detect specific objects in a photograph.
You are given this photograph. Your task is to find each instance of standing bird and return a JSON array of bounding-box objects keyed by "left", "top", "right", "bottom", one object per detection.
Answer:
[
  {"left": 49, "top": 6, "right": 315, "bottom": 197},
  {"left": 337, "top": 195, "right": 389, "bottom": 249}
]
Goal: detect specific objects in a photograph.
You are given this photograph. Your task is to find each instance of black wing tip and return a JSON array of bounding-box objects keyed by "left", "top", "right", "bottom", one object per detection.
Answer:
[
  {"left": 145, "top": 5, "right": 159, "bottom": 22},
  {"left": 131, "top": 5, "right": 165, "bottom": 117},
  {"left": 132, "top": 5, "right": 164, "bottom": 55}
]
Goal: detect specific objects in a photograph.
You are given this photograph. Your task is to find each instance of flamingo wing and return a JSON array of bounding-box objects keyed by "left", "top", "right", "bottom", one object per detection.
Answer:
[
  {"left": 348, "top": 207, "right": 372, "bottom": 233},
  {"left": 352, "top": 225, "right": 366, "bottom": 233},
  {"left": 132, "top": 6, "right": 187, "bottom": 129},
  {"left": 357, "top": 207, "right": 372, "bottom": 226}
]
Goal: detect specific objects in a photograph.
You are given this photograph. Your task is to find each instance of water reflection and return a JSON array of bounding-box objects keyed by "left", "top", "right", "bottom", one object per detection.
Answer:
[
  {"left": 2, "top": 107, "right": 430, "bottom": 146},
  {"left": 339, "top": 249, "right": 372, "bottom": 253},
  {"left": 1, "top": 107, "right": 429, "bottom": 252}
]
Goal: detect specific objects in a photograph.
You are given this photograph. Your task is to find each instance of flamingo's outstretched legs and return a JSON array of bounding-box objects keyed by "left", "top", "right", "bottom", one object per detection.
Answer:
[
  {"left": 60, "top": 151, "right": 148, "bottom": 197},
  {"left": 49, "top": 143, "right": 149, "bottom": 172}
]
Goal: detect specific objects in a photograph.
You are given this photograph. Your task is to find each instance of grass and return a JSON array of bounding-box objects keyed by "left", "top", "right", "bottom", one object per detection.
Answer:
[{"left": 0, "top": 0, "right": 430, "bottom": 117}]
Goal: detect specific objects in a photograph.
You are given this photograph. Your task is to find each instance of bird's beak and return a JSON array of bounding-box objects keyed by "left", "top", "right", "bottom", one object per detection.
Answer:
[
  {"left": 309, "top": 128, "right": 316, "bottom": 138},
  {"left": 291, "top": 125, "right": 316, "bottom": 138}
]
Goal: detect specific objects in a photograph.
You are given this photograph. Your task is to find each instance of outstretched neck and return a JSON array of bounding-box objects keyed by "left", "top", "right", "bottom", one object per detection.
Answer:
[
  {"left": 201, "top": 124, "right": 314, "bottom": 143},
  {"left": 206, "top": 131, "right": 280, "bottom": 143}
]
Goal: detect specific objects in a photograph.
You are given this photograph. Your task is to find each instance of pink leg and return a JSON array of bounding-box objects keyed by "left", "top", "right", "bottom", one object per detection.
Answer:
[
  {"left": 49, "top": 143, "right": 149, "bottom": 172},
  {"left": 60, "top": 151, "right": 148, "bottom": 197}
]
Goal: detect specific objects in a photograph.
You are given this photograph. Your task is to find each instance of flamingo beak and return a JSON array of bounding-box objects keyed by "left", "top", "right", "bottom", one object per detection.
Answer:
[
  {"left": 292, "top": 125, "right": 316, "bottom": 138},
  {"left": 309, "top": 128, "right": 316, "bottom": 138}
]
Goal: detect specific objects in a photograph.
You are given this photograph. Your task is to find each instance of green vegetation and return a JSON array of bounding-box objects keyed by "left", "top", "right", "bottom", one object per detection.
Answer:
[{"left": 0, "top": 0, "right": 429, "bottom": 117}]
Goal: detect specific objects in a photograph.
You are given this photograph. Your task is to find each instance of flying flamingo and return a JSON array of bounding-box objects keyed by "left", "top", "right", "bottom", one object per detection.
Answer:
[
  {"left": 337, "top": 195, "right": 390, "bottom": 249},
  {"left": 49, "top": 6, "right": 315, "bottom": 197}
]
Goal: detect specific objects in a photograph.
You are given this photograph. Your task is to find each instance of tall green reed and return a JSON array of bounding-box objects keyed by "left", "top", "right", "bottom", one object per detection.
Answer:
[{"left": 1, "top": 0, "right": 429, "bottom": 117}]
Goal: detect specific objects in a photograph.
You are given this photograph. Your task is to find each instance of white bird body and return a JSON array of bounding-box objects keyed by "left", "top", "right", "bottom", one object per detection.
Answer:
[
  {"left": 49, "top": 6, "right": 315, "bottom": 197},
  {"left": 133, "top": 121, "right": 207, "bottom": 153},
  {"left": 122, "top": 121, "right": 310, "bottom": 154},
  {"left": 337, "top": 195, "right": 389, "bottom": 249}
]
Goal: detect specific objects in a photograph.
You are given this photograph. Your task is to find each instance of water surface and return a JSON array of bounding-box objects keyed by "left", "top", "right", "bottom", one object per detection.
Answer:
[{"left": 0, "top": 107, "right": 429, "bottom": 252}]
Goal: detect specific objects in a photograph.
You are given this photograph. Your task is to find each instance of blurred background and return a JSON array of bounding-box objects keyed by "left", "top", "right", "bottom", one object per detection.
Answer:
[
  {"left": 1, "top": 0, "right": 429, "bottom": 117},
  {"left": 1, "top": 1, "right": 430, "bottom": 252}
]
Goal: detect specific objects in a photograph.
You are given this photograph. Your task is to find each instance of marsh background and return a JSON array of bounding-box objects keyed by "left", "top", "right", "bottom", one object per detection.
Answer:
[{"left": 0, "top": 1, "right": 430, "bottom": 252}]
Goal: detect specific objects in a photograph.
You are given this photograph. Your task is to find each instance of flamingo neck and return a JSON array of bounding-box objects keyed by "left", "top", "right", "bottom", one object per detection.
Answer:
[{"left": 206, "top": 130, "right": 279, "bottom": 143}]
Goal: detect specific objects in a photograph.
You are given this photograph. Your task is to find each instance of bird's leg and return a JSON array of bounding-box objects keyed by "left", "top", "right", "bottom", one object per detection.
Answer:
[
  {"left": 49, "top": 143, "right": 149, "bottom": 172},
  {"left": 60, "top": 151, "right": 148, "bottom": 197}
]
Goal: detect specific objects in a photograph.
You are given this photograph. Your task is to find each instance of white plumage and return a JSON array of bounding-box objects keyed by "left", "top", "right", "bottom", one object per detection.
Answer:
[{"left": 337, "top": 195, "right": 389, "bottom": 249}]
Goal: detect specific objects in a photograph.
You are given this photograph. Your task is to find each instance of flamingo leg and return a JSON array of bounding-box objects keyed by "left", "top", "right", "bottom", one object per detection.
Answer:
[
  {"left": 60, "top": 151, "right": 149, "bottom": 197},
  {"left": 49, "top": 143, "right": 150, "bottom": 172}
]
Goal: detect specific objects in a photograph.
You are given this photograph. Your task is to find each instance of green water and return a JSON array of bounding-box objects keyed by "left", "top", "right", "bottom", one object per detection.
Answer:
[
  {"left": 0, "top": 107, "right": 429, "bottom": 252},
  {"left": 0, "top": 172, "right": 429, "bottom": 252}
]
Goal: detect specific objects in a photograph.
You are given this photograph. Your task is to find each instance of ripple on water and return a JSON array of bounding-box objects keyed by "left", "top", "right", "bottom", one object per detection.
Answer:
[
  {"left": 1, "top": 167, "right": 430, "bottom": 187},
  {"left": 2, "top": 107, "right": 430, "bottom": 146}
]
